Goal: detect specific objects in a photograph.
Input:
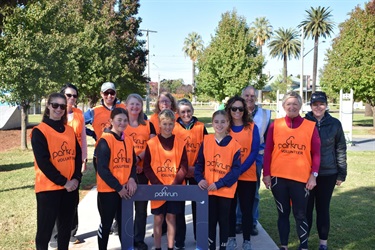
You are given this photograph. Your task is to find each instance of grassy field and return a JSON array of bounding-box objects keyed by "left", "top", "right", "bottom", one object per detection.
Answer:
[{"left": 0, "top": 107, "right": 373, "bottom": 249}]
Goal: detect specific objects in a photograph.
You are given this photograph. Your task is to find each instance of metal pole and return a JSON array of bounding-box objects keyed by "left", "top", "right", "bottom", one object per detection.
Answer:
[
  {"left": 300, "top": 27, "right": 304, "bottom": 105},
  {"left": 140, "top": 29, "right": 157, "bottom": 114}
]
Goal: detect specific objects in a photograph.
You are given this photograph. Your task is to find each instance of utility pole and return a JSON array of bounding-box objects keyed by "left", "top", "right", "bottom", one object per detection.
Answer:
[
  {"left": 140, "top": 29, "right": 157, "bottom": 114},
  {"left": 300, "top": 27, "right": 305, "bottom": 104}
]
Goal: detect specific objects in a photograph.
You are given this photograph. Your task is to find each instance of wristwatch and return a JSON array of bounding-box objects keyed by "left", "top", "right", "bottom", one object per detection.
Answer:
[{"left": 312, "top": 172, "right": 319, "bottom": 177}]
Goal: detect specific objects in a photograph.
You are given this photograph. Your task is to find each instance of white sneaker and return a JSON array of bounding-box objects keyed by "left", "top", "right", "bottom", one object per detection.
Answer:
[{"left": 226, "top": 237, "right": 237, "bottom": 250}]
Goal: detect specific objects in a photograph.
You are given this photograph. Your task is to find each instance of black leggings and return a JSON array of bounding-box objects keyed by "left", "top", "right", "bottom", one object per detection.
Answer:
[
  {"left": 97, "top": 192, "right": 122, "bottom": 250},
  {"left": 306, "top": 174, "right": 337, "bottom": 240},
  {"left": 229, "top": 180, "right": 256, "bottom": 240},
  {"left": 208, "top": 195, "right": 232, "bottom": 250},
  {"left": 134, "top": 173, "right": 149, "bottom": 243},
  {"left": 36, "top": 189, "right": 78, "bottom": 250},
  {"left": 271, "top": 177, "right": 309, "bottom": 249}
]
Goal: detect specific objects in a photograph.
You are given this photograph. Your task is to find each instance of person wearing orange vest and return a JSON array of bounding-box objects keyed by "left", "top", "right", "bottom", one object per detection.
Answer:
[
  {"left": 262, "top": 91, "right": 321, "bottom": 250},
  {"left": 96, "top": 108, "right": 137, "bottom": 250},
  {"left": 84, "top": 82, "right": 126, "bottom": 171},
  {"left": 124, "top": 93, "right": 156, "bottom": 250},
  {"left": 173, "top": 98, "right": 208, "bottom": 249},
  {"left": 143, "top": 109, "right": 188, "bottom": 250},
  {"left": 194, "top": 110, "right": 241, "bottom": 250},
  {"left": 31, "top": 93, "right": 82, "bottom": 250},
  {"left": 225, "top": 95, "right": 260, "bottom": 250},
  {"left": 149, "top": 92, "right": 178, "bottom": 134},
  {"left": 49, "top": 83, "right": 88, "bottom": 248}
]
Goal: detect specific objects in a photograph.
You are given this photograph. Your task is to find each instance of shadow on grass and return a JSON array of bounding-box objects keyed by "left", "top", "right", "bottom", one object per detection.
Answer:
[
  {"left": 259, "top": 186, "right": 375, "bottom": 249},
  {"left": 0, "top": 184, "right": 34, "bottom": 193},
  {"left": 0, "top": 162, "right": 34, "bottom": 172},
  {"left": 353, "top": 119, "right": 373, "bottom": 127},
  {"left": 197, "top": 116, "right": 212, "bottom": 129}
]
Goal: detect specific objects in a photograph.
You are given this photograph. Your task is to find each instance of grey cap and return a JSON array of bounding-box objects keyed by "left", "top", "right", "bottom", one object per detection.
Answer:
[{"left": 101, "top": 82, "right": 116, "bottom": 92}]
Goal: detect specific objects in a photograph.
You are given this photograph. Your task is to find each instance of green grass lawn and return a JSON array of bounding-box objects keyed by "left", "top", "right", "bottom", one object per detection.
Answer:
[{"left": 0, "top": 107, "right": 373, "bottom": 249}]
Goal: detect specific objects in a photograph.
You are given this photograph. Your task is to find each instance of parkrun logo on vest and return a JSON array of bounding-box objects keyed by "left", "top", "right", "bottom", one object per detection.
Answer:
[
  {"left": 157, "top": 159, "right": 176, "bottom": 173},
  {"left": 278, "top": 136, "right": 306, "bottom": 155},
  {"left": 129, "top": 133, "right": 147, "bottom": 145},
  {"left": 52, "top": 141, "right": 75, "bottom": 161},
  {"left": 154, "top": 186, "right": 178, "bottom": 198},
  {"left": 184, "top": 136, "right": 201, "bottom": 150},
  {"left": 113, "top": 149, "right": 131, "bottom": 163},
  {"left": 207, "top": 154, "right": 230, "bottom": 171}
]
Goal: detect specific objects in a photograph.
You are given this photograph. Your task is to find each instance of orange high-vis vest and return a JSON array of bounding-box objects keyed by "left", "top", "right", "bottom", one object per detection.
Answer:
[
  {"left": 230, "top": 123, "right": 257, "bottom": 181},
  {"left": 92, "top": 103, "right": 126, "bottom": 143},
  {"left": 33, "top": 122, "right": 76, "bottom": 193},
  {"left": 271, "top": 118, "right": 315, "bottom": 183},
  {"left": 147, "top": 136, "right": 186, "bottom": 209},
  {"left": 124, "top": 121, "right": 151, "bottom": 168},
  {"left": 203, "top": 134, "right": 241, "bottom": 198},
  {"left": 67, "top": 107, "right": 84, "bottom": 147},
  {"left": 173, "top": 122, "right": 205, "bottom": 166},
  {"left": 149, "top": 112, "right": 179, "bottom": 134},
  {"left": 96, "top": 132, "right": 134, "bottom": 192}
]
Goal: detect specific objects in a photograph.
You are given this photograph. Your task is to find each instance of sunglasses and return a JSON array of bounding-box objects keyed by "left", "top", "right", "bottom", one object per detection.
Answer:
[
  {"left": 65, "top": 93, "right": 78, "bottom": 98},
  {"left": 104, "top": 90, "right": 116, "bottom": 96},
  {"left": 231, "top": 107, "right": 244, "bottom": 112},
  {"left": 50, "top": 103, "right": 67, "bottom": 110}
]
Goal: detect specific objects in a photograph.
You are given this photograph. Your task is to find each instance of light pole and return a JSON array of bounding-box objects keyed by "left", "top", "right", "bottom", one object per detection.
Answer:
[{"left": 140, "top": 29, "right": 157, "bottom": 114}]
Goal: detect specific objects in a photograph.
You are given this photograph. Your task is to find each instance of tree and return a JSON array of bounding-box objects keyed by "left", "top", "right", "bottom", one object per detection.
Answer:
[
  {"left": 196, "top": 10, "right": 263, "bottom": 102},
  {"left": 320, "top": 0, "right": 375, "bottom": 128},
  {"left": 250, "top": 16, "right": 273, "bottom": 103},
  {"left": 182, "top": 32, "right": 204, "bottom": 102},
  {"left": 268, "top": 27, "right": 301, "bottom": 86},
  {"left": 299, "top": 6, "right": 335, "bottom": 93}
]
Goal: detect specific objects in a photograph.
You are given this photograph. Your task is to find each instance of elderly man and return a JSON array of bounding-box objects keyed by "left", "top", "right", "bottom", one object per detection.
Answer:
[{"left": 235, "top": 86, "right": 271, "bottom": 236}]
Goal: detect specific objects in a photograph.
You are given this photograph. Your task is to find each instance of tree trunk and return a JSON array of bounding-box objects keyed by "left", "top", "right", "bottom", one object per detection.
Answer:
[
  {"left": 192, "top": 60, "right": 196, "bottom": 103},
  {"left": 20, "top": 104, "right": 28, "bottom": 150},
  {"left": 312, "top": 36, "right": 319, "bottom": 93},
  {"left": 372, "top": 106, "right": 375, "bottom": 130},
  {"left": 258, "top": 46, "right": 263, "bottom": 104},
  {"left": 283, "top": 56, "right": 287, "bottom": 87},
  {"left": 365, "top": 103, "right": 373, "bottom": 116}
]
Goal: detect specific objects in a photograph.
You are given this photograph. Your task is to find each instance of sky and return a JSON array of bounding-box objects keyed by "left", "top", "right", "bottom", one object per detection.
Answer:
[{"left": 137, "top": 0, "right": 368, "bottom": 85}]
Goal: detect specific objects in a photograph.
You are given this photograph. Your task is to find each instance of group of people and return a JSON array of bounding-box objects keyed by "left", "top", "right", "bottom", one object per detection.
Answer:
[{"left": 31, "top": 81, "right": 347, "bottom": 250}]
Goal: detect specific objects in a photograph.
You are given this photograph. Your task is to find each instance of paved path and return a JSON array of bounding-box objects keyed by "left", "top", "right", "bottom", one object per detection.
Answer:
[{"left": 63, "top": 187, "right": 278, "bottom": 250}]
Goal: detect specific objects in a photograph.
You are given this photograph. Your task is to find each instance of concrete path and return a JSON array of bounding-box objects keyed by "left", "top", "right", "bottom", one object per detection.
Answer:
[{"left": 64, "top": 186, "right": 278, "bottom": 250}]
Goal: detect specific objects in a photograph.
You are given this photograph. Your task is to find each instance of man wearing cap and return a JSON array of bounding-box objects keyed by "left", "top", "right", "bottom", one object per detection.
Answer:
[
  {"left": 84, "top": 82, "right": 126, "bottom": 165},
  {"left": 235, "top": 86, "right": 271, "bottom": 236}
]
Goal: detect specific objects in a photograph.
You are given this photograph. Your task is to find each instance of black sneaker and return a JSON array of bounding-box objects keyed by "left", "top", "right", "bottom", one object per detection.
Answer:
[
  {"left": 134, "top": 241, "right": 148, "bottom": 250},
  {"left": 250, "top": 225, "right": 259, "bottom": 236},
  {"left": 235, "top": 224, "right": 242, "bottom": 234}
]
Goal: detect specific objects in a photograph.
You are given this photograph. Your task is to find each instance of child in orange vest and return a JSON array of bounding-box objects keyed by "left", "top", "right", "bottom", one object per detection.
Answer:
[
  {"left": 143, "top": 109, "right": 188, "bottom": 250},
  {"left": 194, "top": 110, "right": 241, "bottom": 250}
]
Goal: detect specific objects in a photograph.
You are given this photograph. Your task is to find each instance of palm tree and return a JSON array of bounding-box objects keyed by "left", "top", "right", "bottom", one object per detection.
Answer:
[
  {"left": 250, "top": 17, "right": 273, "bottom": 102},
  {"left": 268, "top": 27, "right": 301, "bottom": 85},
  {"left": 182, "top": 32, "right": 204, "bottom": 102},
  {"left": 299, "top": 6, "right": 334, "bottom": 93}
]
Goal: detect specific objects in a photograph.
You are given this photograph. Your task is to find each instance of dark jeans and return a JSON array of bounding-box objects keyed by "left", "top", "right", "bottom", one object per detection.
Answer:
[
  {"left": 229, "top": 180, "right": 256, "bottom": 241},
  {"left": 208, "top": 195, "right": 232, "bottom": 250},
  {"left": 97, "top": 192, "right": 122, "bottom": 250},
  {"left": 134, "top": 173, "right": 149, "bottom": 243},
  {"left": 306, "top": 174, "right": 337, "bottom": 240},
  {"left": 36, "top": 189, "right": 78, "bottom": 250},
  {"left": 271, "top": 177, "right": 310, "bottom": 249}
]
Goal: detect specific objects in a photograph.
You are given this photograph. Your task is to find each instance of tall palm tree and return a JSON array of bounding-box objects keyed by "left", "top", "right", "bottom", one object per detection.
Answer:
[
  {"left": 183, "top": 32, "right": 204, "bottom": 102},
  {"left": 250, "top": 17, "right": 273, "bottom": 102},
  {"left": 299, "top": 6, "right": 334, "bottom": 93},
  {"left": 268, "top": 27, "right": 301, "bottom": 85}
]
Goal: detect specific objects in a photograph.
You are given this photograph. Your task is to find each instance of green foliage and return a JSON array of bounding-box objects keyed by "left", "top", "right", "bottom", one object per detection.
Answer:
[
  {"left": 268, "top": 27, "right": 300, "bottom": 84},
  {"left": 196, "top": 10, "right": 263, "bottom": 102},
  {"left": 320, "top": 1, "right": 375, "bottom": 107}
]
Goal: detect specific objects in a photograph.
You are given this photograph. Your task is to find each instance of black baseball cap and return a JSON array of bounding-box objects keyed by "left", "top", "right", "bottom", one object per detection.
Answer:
[{"left": 310, "top": 91, "right": 327, "bottom": 104}]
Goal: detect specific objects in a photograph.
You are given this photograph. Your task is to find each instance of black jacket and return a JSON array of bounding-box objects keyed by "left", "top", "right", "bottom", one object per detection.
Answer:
[{"left": 305, "top": 111, "right": 347, "bottom": 181}]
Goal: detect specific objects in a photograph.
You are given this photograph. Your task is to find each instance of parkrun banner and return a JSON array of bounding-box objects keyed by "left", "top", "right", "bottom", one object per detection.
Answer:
[{"left": 121, "top": 185, "right": 208, "bottom": 250}]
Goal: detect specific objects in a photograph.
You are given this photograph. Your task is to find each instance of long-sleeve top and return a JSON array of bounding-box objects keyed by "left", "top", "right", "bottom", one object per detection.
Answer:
[
  {"left": 143, "top": 134, "right": 188, "bottom": 185},
  {"left": 31, "top": 117, "right": 82, "bottom": 186},
  {"left": 231, "top": 124, "right": 260, "bottom": 175},
  {"left": 96, "top": 131, "right": 137, "bottom": 192},
  {"left": 194, "top": 135, "right": 241, "bottom": 189},
  {"left": 263, "top": 115, "right": 321, "bottom": 177}
]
